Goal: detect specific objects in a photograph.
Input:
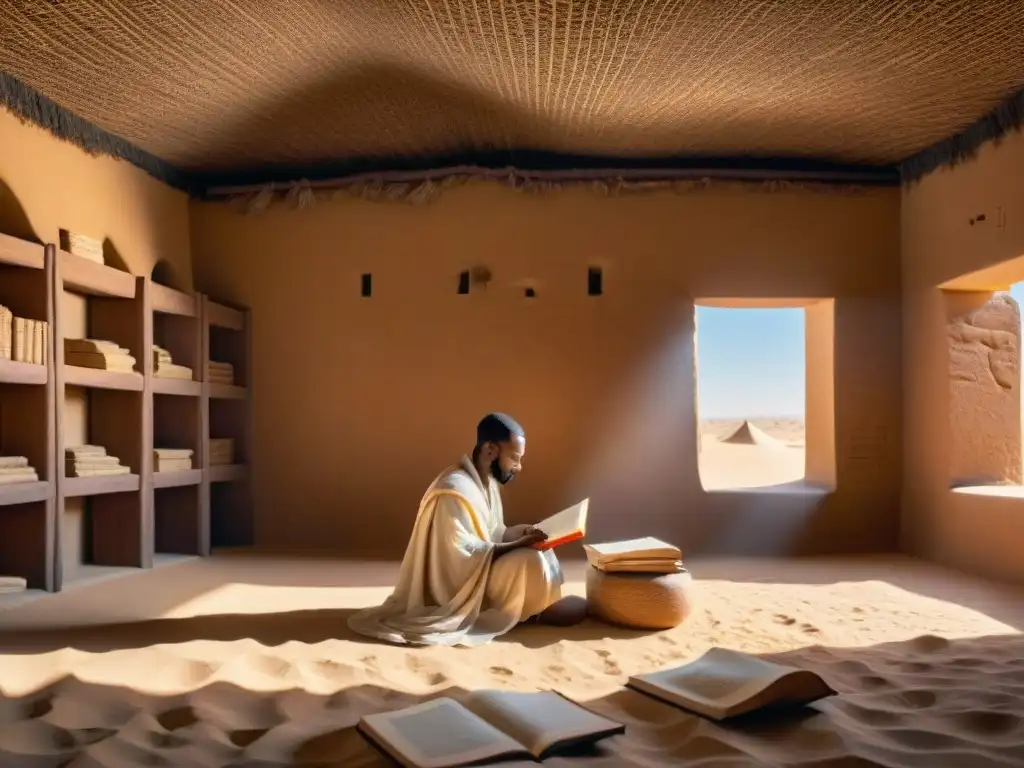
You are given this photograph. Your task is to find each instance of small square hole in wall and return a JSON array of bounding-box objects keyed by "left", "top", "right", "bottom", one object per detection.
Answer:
[
  {"left": 587, "top": 267, "right": 603, "bottom": 296},
  {"left": 360, "top": 273, "right": 372, "bottom": 297},
  {"left": 524, "top": 287, "right": 536, "bottom": 298},
  {"left": 457, "top": 270, "right": 470, "bottom": 295}
]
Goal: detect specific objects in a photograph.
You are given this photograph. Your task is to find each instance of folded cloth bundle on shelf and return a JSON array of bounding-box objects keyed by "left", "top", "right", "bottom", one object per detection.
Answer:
[
  {"left": 153, "top": 345, "right": 193, "bottom": 380},
  {"left": 154, "top": 448, "right": 194, "bottom": 472},
  {"left": 65, "top": 445, "right": 131, "bottom": 477},
  {"left": 64, "top": 339, "right": 137, "bottom": 372},
  {"left": 208, "top": 438, "right": 234, "bottom": 466},
  {"left": 207, "top": 360, "right": 235, "bottom": 385},
  {"left": 59, "top": 229, "right": 104, "bottom": 264},
  {"left": 0, "top": 455, "right": 39, "bottom": 485}
]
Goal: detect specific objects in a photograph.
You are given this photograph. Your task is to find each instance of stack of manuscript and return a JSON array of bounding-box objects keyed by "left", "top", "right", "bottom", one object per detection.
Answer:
[
  {"left": 208, "top": 438, "right": 234, "bottom": 466},
  {"left": 59, "top": 229, "right": 104, "bottom": 264},
  {"left": 0, "top": 456, "right": 39, "bottom": 485},
  {"left": 0, "top": 306, "right": 10, "bottom": 359},
  {"left": 1, "top": 309, "right": 49, "bottom": 365},
  {"left": 0, "top": 576, "right": 27, "bottom": 595},
  {"left": 65, "top": 445, "right": 131, "bottom": 477},
  {"left": 583, "top": 537, "right": 684, "bottom": 574},
  {"left": 154, "top": 448, "right": 193, "bottom": 472},
  {"left": 64, "top": 339, "right": 136, "bottom": 372},
  {"left": 207, "top": 360, "right": 234, "bottom": 385},
  {"left": 153, "top": 345, "right": 193, "bottom": 380}
]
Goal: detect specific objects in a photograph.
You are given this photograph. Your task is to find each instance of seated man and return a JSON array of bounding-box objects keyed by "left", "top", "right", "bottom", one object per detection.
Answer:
[{"left": 348, "top": 412, "right": 585, "bottom": 646}]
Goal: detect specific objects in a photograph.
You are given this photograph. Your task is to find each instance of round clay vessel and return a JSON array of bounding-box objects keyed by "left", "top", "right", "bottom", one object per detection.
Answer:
[{"left": 586, "top": 566, "right": 695, "bottom": 630}]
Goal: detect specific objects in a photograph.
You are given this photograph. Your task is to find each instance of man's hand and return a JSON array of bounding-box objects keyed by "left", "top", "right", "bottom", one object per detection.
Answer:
[
  {"left": 495, "top": 525, "right": 548, "bottom": 557},
  {"left": 518, "top": 526, "right": 547, "bottom": 547}
]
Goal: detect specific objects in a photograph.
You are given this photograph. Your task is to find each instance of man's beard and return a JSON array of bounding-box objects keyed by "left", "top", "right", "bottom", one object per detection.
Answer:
[{"left": 490, "top": 460, "right": 515, "bottom": 485}]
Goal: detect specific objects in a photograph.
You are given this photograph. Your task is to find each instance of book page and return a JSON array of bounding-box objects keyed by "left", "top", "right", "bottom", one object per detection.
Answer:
[
  {"left": 467, "top": 690, "right": 624, "bottom": 758},
  {"left": 629, "top": 648, "right": 792, "bottom": 716},
  {"left": 535, "top": 499, "right": 589, "bottom": 542},
  {"left": 584, "top": 537, "right": 680, "bottom": 562},
  {"left": 359, "top": 697, "right": 528, "bottom": 768}
]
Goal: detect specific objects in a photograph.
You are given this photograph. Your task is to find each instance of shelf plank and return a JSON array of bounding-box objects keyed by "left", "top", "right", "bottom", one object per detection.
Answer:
[
  {"left": 206, "top": 301, "right": 245, "bottom": 331},
  {"left": 153, "top": 377, "right": 201, "bottom": 396},
  {"left": 152, "top": 284, "right": 198, "bottom": 317},
  {"left": 58, "top": 250, "right": 135, "bottom": 298},
  {"left": 0, "top": 234, "right": 45, "bottom": 269},
  {"left": 0, "top": 358, "right": 47, "bottom": 385},
  {"left": 208, "top": 383, "right": 247, "bottom": 400},
  {"left": 208, "top": 464, "right": 246, "bottom": 483},
  {"left": 153, "top": 468, "right": 203, "bottom": 489},
  {"left": 0, "top": 480, "right": 51, "bottom": 507},
  {"left": 64, "top": 365, "right": 143, "bottom": 391},
  {"left": 62, "top": 473, "right": 140, "bottom": 497}
]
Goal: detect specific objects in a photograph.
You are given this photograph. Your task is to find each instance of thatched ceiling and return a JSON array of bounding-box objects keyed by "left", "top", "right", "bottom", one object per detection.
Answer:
[{"left": 2, "top": 0, "right": 1024, "bottom": 186}]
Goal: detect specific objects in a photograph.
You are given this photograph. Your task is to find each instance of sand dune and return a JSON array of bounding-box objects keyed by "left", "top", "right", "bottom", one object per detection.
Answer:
[
  {"left": 0, "top": 554, "right": 1023, "bottom": 767},
  {"left": 699, "top": 418, "right": 806, "bottom": 490}
]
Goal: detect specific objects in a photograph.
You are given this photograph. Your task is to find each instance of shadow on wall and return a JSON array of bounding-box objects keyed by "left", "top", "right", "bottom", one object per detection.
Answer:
[
  {"left": 101, "top": 237, "right": 132, "bottom": 274},
  {"left": 201, "top": 62, "right": 567, "bottom": 176},
  {"left": 0, "top": 176, "right": 40, "bottom": 243},
  {"left": 151, "top": 258, "right": 188, "bottom": 291}
]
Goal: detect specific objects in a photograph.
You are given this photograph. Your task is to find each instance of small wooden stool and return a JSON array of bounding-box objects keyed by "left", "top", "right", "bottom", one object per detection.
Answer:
[{"left": 586, "top": 566, "right": 694, "bottom": 630}]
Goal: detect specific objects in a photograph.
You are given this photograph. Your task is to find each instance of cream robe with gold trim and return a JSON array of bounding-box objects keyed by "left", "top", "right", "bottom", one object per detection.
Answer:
[{"left": 347, "top": 456, "right": 563, "bottom": 646}]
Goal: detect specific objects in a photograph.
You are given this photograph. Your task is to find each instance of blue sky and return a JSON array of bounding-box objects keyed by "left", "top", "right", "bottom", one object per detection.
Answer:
[
  {"left": 697, "top": 287, "right": 1024, "bottom": 421},
  {"left": 695, "top": 306, "right": 806, "bottom": 420}
]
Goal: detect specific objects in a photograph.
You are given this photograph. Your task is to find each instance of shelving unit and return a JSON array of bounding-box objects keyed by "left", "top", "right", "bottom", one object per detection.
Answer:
[
  {"left": 201, "top": 296, "right": 253, "bottom": 551},
  {"left": 1, "top": 235, "right": 255, "bottom": 593},
  {"left": 149, "top": 283, "right": 206, "bottom": 556},
  {"left": 0, "top": 235, "right": 56, "bottom": 591},
  {"left": 54, "top": 249, "right": 148, "bottom": 590}
]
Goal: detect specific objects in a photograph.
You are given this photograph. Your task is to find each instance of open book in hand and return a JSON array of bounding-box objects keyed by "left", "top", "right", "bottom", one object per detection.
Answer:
[
  {"left": 358, "top": 689, "right": 624, "bottom": 768},
  {"left": 627, "top": 647, "right": 837, "bottom": 721},
  {"left": 532, "top": 499, "right": 589, "bottom": 551}
]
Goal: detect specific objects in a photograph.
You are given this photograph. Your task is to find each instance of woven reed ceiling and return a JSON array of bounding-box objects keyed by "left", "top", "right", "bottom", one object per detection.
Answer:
[{"left": 2, "top": 0, "right": 1024, "bottom": 174}]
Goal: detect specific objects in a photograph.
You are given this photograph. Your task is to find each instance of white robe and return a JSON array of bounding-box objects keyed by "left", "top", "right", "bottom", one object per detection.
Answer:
[{"left": 347, "top": 456, "right": 563, "bottom": 646}]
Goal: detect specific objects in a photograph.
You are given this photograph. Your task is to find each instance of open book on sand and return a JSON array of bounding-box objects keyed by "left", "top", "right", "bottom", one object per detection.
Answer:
[
  {"left": 584, "top": 536, "right": 683, "bottom": 573},
  {"left": 532, "top": 499, "right": 589, "bottom": 551},
  {"left": 358, "top": 690, "right": 623, "bottom": 768},
  {"left": 627, "top": 647, "right": 837, "bottom": 721}
]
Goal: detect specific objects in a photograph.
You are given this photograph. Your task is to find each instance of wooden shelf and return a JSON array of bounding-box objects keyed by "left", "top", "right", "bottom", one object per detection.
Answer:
[
  {"left": 208, "top": 463, "right": 246, "bottom": 483},
  {"left": 209, "top": 383, "right": 247, "bottom": 399},
  {"left": 58, "top": 250, "right": 135, "bottom": 298},
  {"left": 205, "top": 300, "right": 245, "bottom": 330},
  {"left": 62, "top": 473, "right": 140, "bottom": 498},
  {"left": 201, "top": 295, "right": 253, "bottom": 553},
  {"left": 55, "top": 257, "right": 148, "bottom": 589},
  {"left": 0, "top": 240, "right": 56, "bottom": 593},
  {"left": 0, "top": 358, "right": 47, "bottom": 385},
  {"left": 0, "top": 233, "right": 45, "bottom": 269},
  {"left": 64, "top": 365, "right": 143, "bottom": 391},
  {"left": 154, "top": 469, "right": 202, "bottom": 489},
  {"left": 0, "top": 480, "right": 51, "bottom": 507},
  {"left": 151, "top": 284, "right": 198, "bottom": 317},
  {"left": 153, "top": 377, "right": 201, "bottom": 396}
]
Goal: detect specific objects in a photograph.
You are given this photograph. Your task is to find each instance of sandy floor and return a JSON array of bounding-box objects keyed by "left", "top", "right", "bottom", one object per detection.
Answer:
[
  {"left": 1, "top": 553, "right": 1023, "bottom": 767},
  {"left": 699, "top": 418, "right": 806, "bottom": 490}
]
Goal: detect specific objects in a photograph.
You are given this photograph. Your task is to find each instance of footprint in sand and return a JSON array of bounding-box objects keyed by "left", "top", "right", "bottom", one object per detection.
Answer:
[
  {"left": 229, "top": 727, "right": 270, "bottom": 748},
  {"left": 155, "top": 706, "right": 199, "bottom": 732},
  {"left": 489, "top": 666, "right": 514, "bottom": 677},
  {"left": 774, "top": 614, "right": 797, "bottom": 626},
  {"left": 800, "top": 623, "right": 821, "bottom": 634}
]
